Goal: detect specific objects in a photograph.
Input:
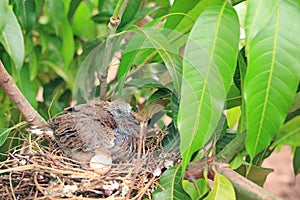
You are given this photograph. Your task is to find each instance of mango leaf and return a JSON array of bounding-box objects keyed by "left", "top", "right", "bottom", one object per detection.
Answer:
[
  {"left": 270, "top": 116, "right": 300, "bottom": 149},
  {"left": 205, "top": 169, "right": 236, "bottom": 200},
  {"left": 47, "top": 0, "right": 64, "bottom": 34},
  {"left": 293, "top": 147, "right": 300, "bottom": 175},
  {"left": 117, "top": 28, "right": 184, "bottom": 94},
  {"left": 146, "top": 88, "right": 171, "bottom": 107},
  {"left": 165, "top": 0, "right": 221, "bottom": 34},
  {"left": 117, "top": 0, "right": 142, "bottom": 31},
  {"left": 153, "top": 165, "right": 191, "bottom": 200},
  {"left": 235, "top": 164, "right": 273, "bottom": 187},
  {"left": 226, "top": 84, "right": 242, "bottom": 109},
  {"left": 0, "top": 7, "right": 24, "bottom": 71},
  {"left": 177, "top": 2, "right": 240, "bottom": 172},
  {"left": 288, "top": 92, "right": 300, "bottom": 115},
  {"left": 0, "top": 128, "right": 10, "bottom": 147},
  {"left": 68, "top": 0, "right": 81, "bottom": 23},
  {"left": 244, "top": 0, "right": 300, "bottom": 160},
  {"left": 14, "top": 0, "right": 36, "bottom": 33},
  {"left": 183, "top": 179, "right": 210, "bottom": 200},
  {"left": 61, "top": 18, "right": 74, "bottom": 68},
  {"left": 0, "top": 0, "right": 8, "bottom": 33},
  {"left": 19, "top": 66, "right": 38, "bottom": 109},
  {"left": 72, "top": 2, "right": 96, "bottom": 39}
]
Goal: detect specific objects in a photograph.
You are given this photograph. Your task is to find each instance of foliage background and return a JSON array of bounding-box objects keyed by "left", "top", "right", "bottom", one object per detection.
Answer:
[{"left": 1, "top": 0, "right": 300, "bottom": 199}]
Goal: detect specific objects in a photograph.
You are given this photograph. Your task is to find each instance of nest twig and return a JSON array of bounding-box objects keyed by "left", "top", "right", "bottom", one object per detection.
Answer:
[{"left": 0, "top": 128, "right": 179, "bottom": 199}]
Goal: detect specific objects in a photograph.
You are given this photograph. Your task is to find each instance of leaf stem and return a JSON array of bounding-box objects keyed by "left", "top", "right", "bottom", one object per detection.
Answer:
[
  {"left": 99, "top": 0, "right": 129, "bottom": 100},
  {"left": 215, "top": 131, "right": 246, "bottom": 163}
]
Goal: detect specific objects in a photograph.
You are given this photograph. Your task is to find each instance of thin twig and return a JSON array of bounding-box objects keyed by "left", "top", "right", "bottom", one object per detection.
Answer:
[
  {"left": 9, "top": 172, "right": 16, "bottom": 200},
  {"left": 0, "top": 61, "right": 47, "bottom": 127}
]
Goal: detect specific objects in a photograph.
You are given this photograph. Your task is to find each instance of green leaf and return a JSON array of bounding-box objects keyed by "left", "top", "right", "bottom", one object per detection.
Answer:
[
  {"left": 47, "top": 0, "right": 64, "bottom": 34},
  {"left": 271, "top": 116, "right": 300, "bottom": 149},
  {"left": 0, "top": 0, "right": 8, "bottom": 33},
  {"left": 14, "top": 0, "right": 36, "bottom": 33},
  {"left": 293, "top": 147, "right": 300, "bottom": 175},
  {"left": 0, "top": 7, "right": 24, "bottom": 71},
  {"left": 19, "top": 65, "right": 37, "bottom": 109},
  {"left": 29, "top": 46, "right": 41, "bottom": 81},
  {"left": 117, "top": 0, "right": 142, "bottom": 30},
  {"left": 0, "top": 128, "right": 10, "bottom": 147},
  {"left": 72, "top": 2, "right": 96, "bottom": 39},
  {"left": 118, "top": 28, "right": 184, "bottom": 94},
  {"left": 235, "top": 164, "right": 273, "bottom": 187},
  {"left": 178, "top": 2, "right": 240, "bottom": 172},
  {"left": 165, "top": 0, "right": 222, "bottom": 34},
  {"left": 61, "top": 18, "right": 74, "bottom": 68},
  {"left": 68, "top": 0, "right": 81, "bottom": 23},
  {"left": 226, "top": 84, "right": 242, "bottom": 109},
  {"left": 146, "top": 88, "right": 171, "bottom": 107},
  {"left": 244, "top": 0, "right": 300, "bottom": 160},
  {"left": 288, "top": 92, "right": 300, "bottom": 115},
  {"left": 183, "top": 179, "right": 210, "bottom": 200},
  {"left": 91, "top": 12, "right": 111, "bottom": 24},
  {"left": 205, "top": 170, "right": 236, "bottom": 200},
  {"left": 153, "top": 166, "right": 191, "bottom": 200}
]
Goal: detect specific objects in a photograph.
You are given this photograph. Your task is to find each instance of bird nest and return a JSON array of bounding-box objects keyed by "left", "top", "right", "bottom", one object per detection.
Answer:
[{"left": 0, "top": 128, "right": 179, "bottom": 199}]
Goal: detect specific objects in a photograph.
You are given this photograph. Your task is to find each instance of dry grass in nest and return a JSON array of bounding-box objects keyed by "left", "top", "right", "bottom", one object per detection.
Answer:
[{"left": 0, "top": 128, "right": 179, "bottom": 199}]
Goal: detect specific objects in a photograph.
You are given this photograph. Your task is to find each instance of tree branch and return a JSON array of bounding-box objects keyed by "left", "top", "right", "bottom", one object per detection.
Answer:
[
  {"left": 185, "top": 161, "right": 281, "bottom": 200},
  {"left": 0, "top": 61, "right": 46, "bottom": 127}
]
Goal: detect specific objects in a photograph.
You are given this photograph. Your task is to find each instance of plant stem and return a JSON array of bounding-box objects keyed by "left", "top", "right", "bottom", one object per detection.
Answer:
[
  {"left": 99, "top": 0, "right": 129, "bottom": 100},
  {"left": 217, "top": 164, "right": 281, "bottom": 200},
  {"left": 185, "top": 162, "right": 281, "bottom": 200},
  {"left": 0, "top": 61, "right": 46, "bottom": 127},
  {"left": 215, "top": 131, "right": 246, "bottom": 163}
]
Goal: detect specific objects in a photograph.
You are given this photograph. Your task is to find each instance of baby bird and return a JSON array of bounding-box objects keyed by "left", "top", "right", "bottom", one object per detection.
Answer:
[{"left": 44, "top": 99, "right": 141, "bottom": 174}]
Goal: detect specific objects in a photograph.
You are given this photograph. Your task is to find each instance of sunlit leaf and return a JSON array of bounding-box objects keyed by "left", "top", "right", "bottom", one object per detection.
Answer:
[
  {"left": 153, "top": 166, "right": 191, "bottom": 200},
  {"left": 0, "top": 7, "right": 24, "bottom": 71},
  {"left": 117, "top": 0, "right": 142, "bottom": 30},
  {"left": 271, "top": 116, "right": 300, "bottom": 149},
  {"left": 0, "top": 0, "right": 8, "bottom": 33},
  {"left": 178, "top": 2, "right": 240, "bottom": 172},
  {"left": 244, "top": 0, "right": 300, "bottom": 160},
  {"left": 165, "top": 0, "right": 221, "bottom": 34},
  {"left": 0, "top": 128, "right": 10, "bottom": 147},
  {"left": 118, "top": 28, "right": 184, "bottom": 94},
  {"left": 205, "top": 169, "right": 236, "bottom": 200},
  {"left": 61, "top": 18, "right": 74, "bottom": 68},
  {"left": 183, "top": 179, "right": 210, "bottom": 200},
  {"left": 68, "top": 0, "right": 81, "bottom": 23},
  {"left": 14, "top": 0, "right": 36, "bottom": 33}
]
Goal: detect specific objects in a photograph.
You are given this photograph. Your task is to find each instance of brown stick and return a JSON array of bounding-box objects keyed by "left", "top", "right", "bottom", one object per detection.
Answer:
[
  {"left": 0, "top": 61, "right": 46, "bottom": 127},
  {"left": 185, "top": 161, "right": 281, "bottom": 200}
]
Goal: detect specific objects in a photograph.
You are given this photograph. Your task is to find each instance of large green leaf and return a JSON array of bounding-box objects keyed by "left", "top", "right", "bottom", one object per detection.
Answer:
[
  {"left": 117, "top": 0, "right": 142, "bottom": 31},
  {"left": 244, "top": 0, "right": 300, "bottom": 160},
  {"left": 0, "top": 0, "right": 8, "bottom": 33},
  {"left": 293, "top": 147, "right": 300, "bottom": 175},
  {"left": 14, "top": 0, "right": 36, "bottom": 33},
  {"left": 205, "top": 170, "right": 236, "bottom": 200},
  {"left": 165, "top": 0, "right": 221, "bottom": 34},
  {"left": 0, "top": 7, "right": 24, "bottom": 71},
  {"left": 61, "top": 18, "right": 74, "bottom": 68},
  {"left": 117, "top": 28, "right": 184, "bottom": 94},
  {"left": 152, "top": 166, "right": 191, "bottom": 200},
  {"left": 177, "top": 2, "right": 240, "bottom": 172},
  {"left": 270, "top": 116, "right": 300, "bottom": 149}
]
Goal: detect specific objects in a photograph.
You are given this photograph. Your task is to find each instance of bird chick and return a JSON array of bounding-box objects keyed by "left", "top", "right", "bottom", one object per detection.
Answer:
[{"left": 33, "top": 99, "right": 141, "bottom": 175}]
